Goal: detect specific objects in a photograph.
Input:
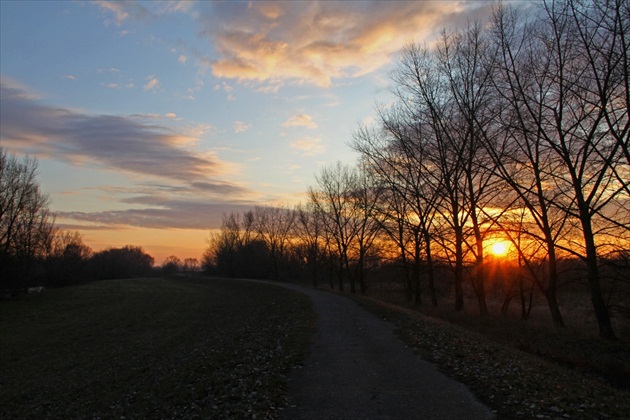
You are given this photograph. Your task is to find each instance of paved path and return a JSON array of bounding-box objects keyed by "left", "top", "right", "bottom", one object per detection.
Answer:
[{"left": 276, "top": 283, "right": 495, "bottom": 420}]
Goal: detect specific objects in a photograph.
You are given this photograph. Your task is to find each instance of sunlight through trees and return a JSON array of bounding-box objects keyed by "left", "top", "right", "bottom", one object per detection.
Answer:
[{"left": 203, "top": 0, "right": 628, "bottom": 340}]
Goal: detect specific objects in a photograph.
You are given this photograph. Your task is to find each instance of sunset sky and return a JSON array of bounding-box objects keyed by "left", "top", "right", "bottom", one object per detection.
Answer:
[{"left": 0, "top": 1, "right": 520, "bottom": 263}]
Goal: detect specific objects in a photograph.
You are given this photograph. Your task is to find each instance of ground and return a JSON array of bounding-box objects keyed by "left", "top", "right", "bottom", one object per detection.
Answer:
[{"left": 1, "top": 277, "right": 628, "bottom": 419}]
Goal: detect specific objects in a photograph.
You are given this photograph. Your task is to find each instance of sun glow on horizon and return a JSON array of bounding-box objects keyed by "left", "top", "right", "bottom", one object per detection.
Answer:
[{"left": 490, "top": 240, "right": 510, "bottom": 257}]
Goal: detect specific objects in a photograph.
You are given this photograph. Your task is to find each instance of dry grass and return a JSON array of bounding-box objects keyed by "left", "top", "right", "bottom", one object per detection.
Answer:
[
  {"left": 351, "top": 290, "right": 630, "bottom": 419},
  {"left": 371, "top": 288, "right": 630, "bottom": 388},
  {"left": 0, "top": 277, "right": 315, "bottom": 419}
]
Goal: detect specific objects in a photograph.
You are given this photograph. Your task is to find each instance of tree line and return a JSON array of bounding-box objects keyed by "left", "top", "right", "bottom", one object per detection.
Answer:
[
  {"left": 0, "top": 149, "right": 157, "bottom": 295},
  {"left": 204, "top": 0, "right": 628, "bottom": 340}
]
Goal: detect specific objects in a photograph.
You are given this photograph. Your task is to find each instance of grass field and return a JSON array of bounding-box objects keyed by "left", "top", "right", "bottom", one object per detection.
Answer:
[{"left": 0, "top": 277, "right": 315, "bottom": 419}]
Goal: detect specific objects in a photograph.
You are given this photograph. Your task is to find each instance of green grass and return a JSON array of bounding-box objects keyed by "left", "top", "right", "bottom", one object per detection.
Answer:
[{"left": 0, "top": 277, "right": 315, "bottom": 419}]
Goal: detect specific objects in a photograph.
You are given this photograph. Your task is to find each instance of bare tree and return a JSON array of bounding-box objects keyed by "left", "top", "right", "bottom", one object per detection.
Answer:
[
  {"left": 294, "top": 202, "right": 325, "bottom": 287},
  {"left": 309, "top": 162, "right": 362, "bottom": 293},
  {"left": 1, "top": 149, "right": 55, "bottom": 293},
  {"left": 253, "top": 205, "right": 295, "bottom": 279},
  {"left": 566, "top": 0, "right": 629, "bottom": 174},
  {"left": 490, "top": 0, "right": 629, "bottom": 338},
  {"left": 182, "top": 258, "right": 199, "bottom": 272},
  {"left": 46, "top": 230, "right": 92, "bottom": 287},
  {"left": 352, "top": 114, "right": 441, "bottom": 305},
  {"left": 205, "top": 211, "right": 269, "bottom": 278},
  {"left": 392, "top": 42, "right": 469, "bottom": 311},
  {"left": 391, "top": 24, "right": 502, "bottom": 315},
  {"left": 162, "top": 255, "right": 182, "bottom": 275},
  {"left": 349, "top": 163, "right": 386, "bottom": 295},
  {"left": 489, "top": 5, "right": 570, "bottom": 327},
  {"left": 90, "top": 246, "right": 154, "bottom": 280},
  {"left": 435, "top": 22, "right": 505, "bottom": 315}
]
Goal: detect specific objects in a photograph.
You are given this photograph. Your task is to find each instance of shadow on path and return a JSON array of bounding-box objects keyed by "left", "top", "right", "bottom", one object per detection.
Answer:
[{"left": 275, "top": 283, "right": 495, "bottom": 420}]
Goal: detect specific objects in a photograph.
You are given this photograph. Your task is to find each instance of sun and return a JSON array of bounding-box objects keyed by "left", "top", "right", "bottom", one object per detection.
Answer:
[{"left": 490, "top": 241, "right": 510, "bottom": 257}]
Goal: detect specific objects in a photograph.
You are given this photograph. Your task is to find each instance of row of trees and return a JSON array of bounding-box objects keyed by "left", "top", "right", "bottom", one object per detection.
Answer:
[
  {"left": 2, "top": 148, "right": 204, "bottom": 296},
  {"left": 1, "top": 149, "right": 158, "bottom": 294},
  {"left": 205, "top": 0, "right": 628, "bottom": 340},
  {"left": 203, "top": 207, "right": 300, "bottom": 280},
  {"left": 162, "top": 255, "right": 200, "bottom": 275},
  {"left": 47, "top": 237, "right": 156, "bottom": 287},
  {"left": 355, "top": 0, "right": 628, "bottom": 340}
]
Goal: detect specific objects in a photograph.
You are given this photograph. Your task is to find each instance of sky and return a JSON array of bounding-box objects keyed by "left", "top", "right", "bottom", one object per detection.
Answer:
[{"left": 0, "top": 0, "right": 512, "bottom": 264}]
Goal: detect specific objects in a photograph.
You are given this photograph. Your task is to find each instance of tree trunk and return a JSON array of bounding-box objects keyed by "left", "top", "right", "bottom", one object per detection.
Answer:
[
  {"left": 519, "top": 275, "right": 527, "bottom": 319},
  {"left": 401, "top": 239, "right": 413, "bottom": 302},
  {"left": 413, "top": 238, "right": 422, "bottom": 305},
  {"left": 424, "top": 230, "right": 438, "bottom": 306},
  {"left": 546, "top": 249, "right": 565, "bottom": 327},
  {"left": 475, "top": 257, "right": 488, "bottom": 316},
  {"left": 580, "top": 209, "right": 616, "bottom": 339},
  {"left": 544, "top": 289, "right": 564, "bottom": 328},
  {"left": 328, "top": 254, "right": 334, "bottom": 289},
  {"left": 454, "top": 228, "right": 464, "bottom": 311},
  {"left": 345, "top": 254, "right": 355, "bottom": 294},
  {"left": 358, "top": 250, "right": 366, "bottom": 295}
]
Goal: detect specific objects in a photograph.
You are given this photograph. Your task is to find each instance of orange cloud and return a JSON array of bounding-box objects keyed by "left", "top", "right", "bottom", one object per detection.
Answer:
[
  {"left": 282, "top": 114, "right": 318, "bottom": 129},
  {"left": 253, "top": 2, "right": 284, "bottom": 20},
  {"left": 203, "top": 1, "right": 473, "bottom": 88}
]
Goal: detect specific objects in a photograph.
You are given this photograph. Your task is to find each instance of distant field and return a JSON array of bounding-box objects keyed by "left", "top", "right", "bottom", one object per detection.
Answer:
[{"left": 0, "top": 277, "right": 315, "bottom": 418}]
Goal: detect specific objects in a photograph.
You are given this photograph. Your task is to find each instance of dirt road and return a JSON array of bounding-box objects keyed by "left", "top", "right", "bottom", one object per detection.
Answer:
[{"left": 277, "top": 284, "right": 495, "bottom": 420}]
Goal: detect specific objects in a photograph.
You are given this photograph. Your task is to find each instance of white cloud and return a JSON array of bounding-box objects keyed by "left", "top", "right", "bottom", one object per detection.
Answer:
[
  {"left": 97, "top": 67, "right": 120, "bottom": 74},
  {"left": 143, "top": 76, "right": 160, "bottom": 91},
  {"left": 282, "top": 114, "right": 318, "bottom": 129},
  {"left": 290, "top": 137, "right": 325, "bottom": 156},
  {"left": 156, "top": 1, "right": 194, "bottom": 15},
  {"left": 93, "top": 1, "right": 151, "bottom": 26},
  {"left": 233, "top": 121, "right": 251, "bottom": 133},
  {"left": 93, "top": 0, "right": 130, "bottom": 25}
]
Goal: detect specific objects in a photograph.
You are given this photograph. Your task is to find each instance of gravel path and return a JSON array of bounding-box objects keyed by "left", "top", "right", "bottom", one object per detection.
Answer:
[{"left": 277, "top": 284, "right": 495, "bottom": 420}]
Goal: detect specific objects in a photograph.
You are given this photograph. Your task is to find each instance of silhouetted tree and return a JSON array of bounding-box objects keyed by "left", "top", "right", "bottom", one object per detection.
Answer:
[
  {"left": 182, "top": 258, "right": 199, "bottom": 272},
  {"left": 352, "top": 111, "right": 441, "bottom": 305},
  {"left": 294, "top": 202, "right": 326, "bottom": 287},
  {"left": 254, "top": 205, "right": 295, "bottom": 279},
  {"left": 391, "top": 29, "right": 502, "bottom": 315},
  {"left": 489, "top": 0, "right": 629, "bottom": 339},
  {"left": 45, "top": 230, "right": 92, "bottom": 287},
  {"left": 349, "top": 164, "right": 386, "bottom": 295},
  {"left": 162, "top": 255, "right": 182, "bottom": 275},
  {"left": 309, "top": 162, "right": 360, "bottom": 292},
  {"left": 204, "top": 212, "right": 274, "bottom": 279},
  {"left": 90, "top": 246, "right": 154, "bottom": 280},
  {"left": 1, "top": 149, "right": 55, "bottom": 294}
]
